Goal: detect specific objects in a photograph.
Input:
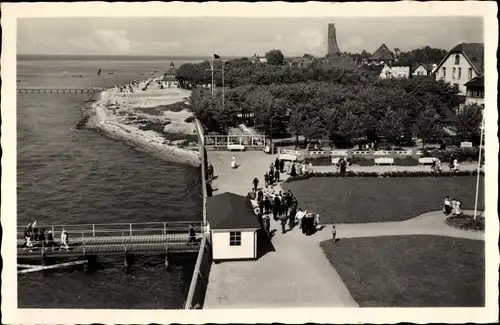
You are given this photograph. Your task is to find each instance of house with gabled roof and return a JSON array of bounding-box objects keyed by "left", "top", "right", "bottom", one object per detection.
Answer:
[
  {"left": 412, "top": 63, "right": 437, "bottom": 76},
  {"left": 434, "top": 42, "right": 484, "bottom": 95},
  {"left": 464, "top": 75, "right": 484, "bottom": 108},
  {"left": 367, "top": 43, "right": 394, "bottom": 65}
]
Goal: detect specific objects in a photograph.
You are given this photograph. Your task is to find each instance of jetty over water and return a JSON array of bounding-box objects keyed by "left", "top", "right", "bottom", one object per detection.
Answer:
[
  {"left": 17, "top": 87, "right": 106, "bottom": 94},
  {"left": 17, "top": 221, "right": 202, "bottom": 259}
]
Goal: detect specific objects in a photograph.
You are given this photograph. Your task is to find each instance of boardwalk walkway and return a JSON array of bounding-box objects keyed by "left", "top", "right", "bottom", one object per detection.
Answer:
[
  {"left": 204, "top": 151, "right": 357, "bottom": 308},
  {"left": 17, "top": 222, "right": 202, "bottom": 258}
]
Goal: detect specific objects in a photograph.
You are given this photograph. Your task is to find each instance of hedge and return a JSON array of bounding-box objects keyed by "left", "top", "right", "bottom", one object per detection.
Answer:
[
  {"left": 285, "top": 170, "right": 484, "bottom": 182},
  {"left": 424, "top": 147, "right": 483, "bottom": 163},
  {"left": 309, "top": 156, "right": 420, "bottom": 167}
]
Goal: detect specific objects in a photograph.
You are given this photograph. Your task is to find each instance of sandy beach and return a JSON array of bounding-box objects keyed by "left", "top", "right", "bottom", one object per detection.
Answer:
[{"left": 85, "top": 78, "right": 201, "bottom": 167}]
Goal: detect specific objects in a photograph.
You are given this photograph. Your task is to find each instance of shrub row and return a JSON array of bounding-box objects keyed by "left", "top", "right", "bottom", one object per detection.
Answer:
[
  {"left": 285, "top": 170, "right": 484, "bottom": 182},
  {"left": 424, "top": 147, "right": 483, "bottom": 162},
  {"left": 308, "top": 156, "right": 420, "bottom": 167}
]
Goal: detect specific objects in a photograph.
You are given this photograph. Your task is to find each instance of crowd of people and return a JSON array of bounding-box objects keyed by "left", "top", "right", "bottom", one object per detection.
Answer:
[
  {"left": 247, "top": 158, "right": 322, "bottom": 236},
  {"left": 443, "top": 196, "right": 463, "bottom": 216},
  {"left": 22, "top": 221, "right": 70, "bottom": 251}
]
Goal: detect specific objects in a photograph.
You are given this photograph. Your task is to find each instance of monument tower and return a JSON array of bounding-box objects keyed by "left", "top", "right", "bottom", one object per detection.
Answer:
[{"left": 327, "top": 23, "right": 342, "bottom": 56}]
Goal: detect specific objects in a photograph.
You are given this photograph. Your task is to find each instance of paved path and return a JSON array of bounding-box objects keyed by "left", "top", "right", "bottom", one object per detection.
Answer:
[
  {"left": 204, "top": 151, "right": 357, "bottom": 308},
  {"left": 203, "top": 151, "right": 483, "bottom": 309}
]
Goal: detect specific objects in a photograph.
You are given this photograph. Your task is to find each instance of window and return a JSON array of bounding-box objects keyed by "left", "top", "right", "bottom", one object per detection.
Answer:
[
  {"left": 454, "top": 55, "right": 460, "bottom": 65},
  {"left": 458, "top": 67, "right": 462, "bottom": 79},
  {"left": 452, "top": 67, "right": 456, "bottom": 79},
  {"left": 229, "top": 231, "right": 242, "bottom": 246},
  {"left": 468, "top": 68, "right": 473, "bottom": 80},
  {"left": 442, "top": 67, "right": 446, "bottom": 78}
]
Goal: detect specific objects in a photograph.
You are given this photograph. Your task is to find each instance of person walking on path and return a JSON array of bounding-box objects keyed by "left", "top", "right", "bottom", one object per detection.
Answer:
[
  {"left": 280, "top": 213, "right": 288, "bottom": 234},
  {"left": 264, "top": 196, "right": 271, "bottom": 214},
  {"left": 258, "top": 197, "right": 265, "bottom": 215},
  {"left": 290, "top": 164, "right": 297, "bottom": 177},
  {"left": 272, "top": 195, "right": 281, "bottom": 221},
  {"left": 332, "top": 225, "right": 337, "bottom": 242},
  {"left": 279, "top": 159, "right": 285, "bottom": 173},
  {"left": 288, "top": 201, "right": 297, "bottom": 230},
  {"left": 208, "top": 164, "right": 214, "bottom": 180},
  {"left": 206, "top": 181, "right": 213, "bottom": 197},
  {"left": 252, "top": 177, "right": 259, "bottom": 192},
  {"left": 274, "top": 169, "right": 280, "bottom": 183},
  {"left": 264, "top": 173, "right": 269, "bottom": 188},
  {"left": 274, "top": 158, "right": 280, "bottom": 172}
]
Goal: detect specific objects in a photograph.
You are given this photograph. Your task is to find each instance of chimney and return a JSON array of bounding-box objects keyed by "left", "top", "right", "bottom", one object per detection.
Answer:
[{"left": 327, "top": 23, "right": 342, "bottom": 56}]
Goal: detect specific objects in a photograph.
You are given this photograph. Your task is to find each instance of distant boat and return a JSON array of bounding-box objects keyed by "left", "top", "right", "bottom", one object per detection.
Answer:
[
  {"left": 107, "top": 72, "right": 114, "bottom": 75},
  {"left": 97, "top": 68, "right": 102, "bottom": 76}
]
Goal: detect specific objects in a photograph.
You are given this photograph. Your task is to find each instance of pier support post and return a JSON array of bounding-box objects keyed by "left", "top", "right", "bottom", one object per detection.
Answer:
[{"left": 165, "top": 246, "right": 170, "bottom": 268}]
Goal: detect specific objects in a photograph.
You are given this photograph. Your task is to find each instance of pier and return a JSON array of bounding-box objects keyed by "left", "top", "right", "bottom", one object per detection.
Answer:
[
  {"left": 17, "top": 221, "right": 202, "bottom": 262},
  {"left": 17, "top": 87, "right": 106, "bottom": 94}
]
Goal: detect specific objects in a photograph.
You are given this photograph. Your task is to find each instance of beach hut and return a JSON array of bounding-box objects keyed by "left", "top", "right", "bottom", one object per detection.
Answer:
[{"left": 207, "top": 192, "right": 261, "bottom": 261}]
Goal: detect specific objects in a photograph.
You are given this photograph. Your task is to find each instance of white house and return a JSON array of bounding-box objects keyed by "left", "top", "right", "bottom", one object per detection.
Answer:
[
  {"left": 162, "top": 62, "right": 179, "bottom": 88},
  {"left": 206, "top": 192, "right": 261, "bottom": 261},
  {"left": 412, "top": 63, "right": 436, "bottom": 76},
  {"left": 379, "top": 63, "right": 411, "bottom": 79},
  {"left": 434, "top": 42, "right": 484, "bottom": 95}
]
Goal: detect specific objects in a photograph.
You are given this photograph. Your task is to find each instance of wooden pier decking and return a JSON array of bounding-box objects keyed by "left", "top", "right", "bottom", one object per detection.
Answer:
[
  {"left": 17, "top": 221, "right": 202, "bottom": 259},
  {"left": 17, "top": 87, "right": 106, "bottom": 94}
]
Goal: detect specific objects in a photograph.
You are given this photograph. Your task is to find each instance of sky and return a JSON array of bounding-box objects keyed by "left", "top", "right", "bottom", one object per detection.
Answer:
[{"left": 17, "top": 16, "right": 483, "bottom": 57}]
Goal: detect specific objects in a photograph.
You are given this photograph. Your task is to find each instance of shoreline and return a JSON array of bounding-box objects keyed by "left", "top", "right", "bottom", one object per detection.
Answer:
[{"left": 84, "top": 78, "right": 201, "bottom": 168}]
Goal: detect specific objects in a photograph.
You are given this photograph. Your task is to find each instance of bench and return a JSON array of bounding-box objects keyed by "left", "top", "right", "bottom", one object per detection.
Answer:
[
  {"left": 418, "top": 157, "right": 436, "bottom": 165},
  {"left": 331, "top": 157, "right": 340, "bottom": 165},
  {"left": 374, "top": 157, "right": 394, "bottom": 165},
  {"left": 279, "top": 153, "right": 299, "bottom": 162},
  {"left": 227, "top": 144, "right": 245, "bottom": 151}
]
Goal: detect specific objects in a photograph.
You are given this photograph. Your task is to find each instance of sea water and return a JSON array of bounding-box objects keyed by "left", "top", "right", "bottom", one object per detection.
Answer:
[{"left": 16, "top": 55, "right": 203, "bottom": 309}]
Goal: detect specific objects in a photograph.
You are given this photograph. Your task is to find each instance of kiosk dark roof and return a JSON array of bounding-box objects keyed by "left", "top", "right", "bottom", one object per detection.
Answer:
[{"left": 207, "top": 192, "right": 261, "bottom": 230}]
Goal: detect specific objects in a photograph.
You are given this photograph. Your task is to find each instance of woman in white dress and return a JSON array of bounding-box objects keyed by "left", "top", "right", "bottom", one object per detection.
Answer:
[
  {"left": 61, "top": 227, "right": 70, "bottom": 250},
  {"left": 231, "top": 156, "right": 237, "bottom": 169},
  {"left": 455, "top": 199, "right": 463, "bottom": 215},
  {"left": 451, "top": 198, "right": 458, "bottom": 215},
  {"left": 453, "top": 159, "right": 459, "bottom": 172}
]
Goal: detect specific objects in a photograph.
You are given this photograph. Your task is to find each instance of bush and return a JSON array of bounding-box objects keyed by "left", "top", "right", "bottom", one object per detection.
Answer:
[
  {"left": 445, "top": 215, "right": 485, "bottom": 231},
  {"left": 138, "top": 121, "right": 167, "bottom": 133},
  {"left": 308, "top": 156, "right": 331, "bottom": 166},
  {"left": 426, "top": 147, "right": 482, "bottom": 162},
  {"left": 285, "top": 170, "right": 484, "bottom": 182},
  {"left": 350, "top": 157, "right": 375, "bottom": 166},
  {"left": 184, "top": 115, "right": 195, "bottom": 123}
]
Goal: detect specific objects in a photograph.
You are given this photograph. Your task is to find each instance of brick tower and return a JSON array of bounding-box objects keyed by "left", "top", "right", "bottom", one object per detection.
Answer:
[{"left": 327, "top": 23, "right": 342, "bottom": 56}]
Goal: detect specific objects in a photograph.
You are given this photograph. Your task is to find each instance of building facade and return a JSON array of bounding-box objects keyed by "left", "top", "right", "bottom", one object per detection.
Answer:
[
  {"left": 162, "top": 62, "right": 178, "bottom": 88},
  {"left": 464, "top": 75, "right": 484, "bottom": 107},
  {"left": 412, "top": 63, "right": 436, "bottom": 76},
  {"left": 434, "top": 42, "right": 484, "bottom": 95},
  {"left": 380, "top": 64, "right": 411, "bottom": 79}
]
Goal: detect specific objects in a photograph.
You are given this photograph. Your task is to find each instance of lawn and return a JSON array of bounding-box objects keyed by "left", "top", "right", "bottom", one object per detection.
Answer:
[
  {"left": 320, "top": 235, "right": 485, "bottom": 307},
  {"left": 282, "top": 176, "right": 484, "bottom": 224}
]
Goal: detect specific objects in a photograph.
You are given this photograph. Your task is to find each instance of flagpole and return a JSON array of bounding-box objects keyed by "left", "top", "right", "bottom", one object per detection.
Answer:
[
  {"left": 211, "top": 55, "right": 214, "bottom": 95},
  {"left": 222, "top": 60, "right": 225, "bottom": 110},
  {"left": 473, "top": 112, "right": 485, "bottom": 220}
]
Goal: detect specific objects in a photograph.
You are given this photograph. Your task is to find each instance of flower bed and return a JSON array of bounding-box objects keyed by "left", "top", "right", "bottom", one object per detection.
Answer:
[
  {"left": 445, "top": 214, "right": 485, "bottom": 231},
  {"left": 285, "top": 170, "right": 484, "bottom": 182}
]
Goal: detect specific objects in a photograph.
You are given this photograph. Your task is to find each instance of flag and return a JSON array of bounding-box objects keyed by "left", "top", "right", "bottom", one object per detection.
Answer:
[{"left": 213, "top": 54, "right": 220, "bottom": 59}]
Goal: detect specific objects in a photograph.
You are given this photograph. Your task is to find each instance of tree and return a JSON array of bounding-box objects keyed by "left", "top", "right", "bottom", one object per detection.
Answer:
[
  {"left": 265, "top": 49, "right": 285, "bottom": 66},
  {"left": 412, "top": 103, "right": 443, "bottom": 149},
  {"left": 455, "top": 103, "right": 483, "bottom": 142}
]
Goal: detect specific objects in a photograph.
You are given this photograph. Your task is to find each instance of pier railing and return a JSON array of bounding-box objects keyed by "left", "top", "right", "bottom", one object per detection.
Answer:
[
  {"left": 17, "top": 87, "right": 106, "bottom": 94},
  {"left": 17, "top": 221, "right": 202, "bottom": 240},
  {"left": 184, "top": 234, "right": 212, "bottom": 309}
]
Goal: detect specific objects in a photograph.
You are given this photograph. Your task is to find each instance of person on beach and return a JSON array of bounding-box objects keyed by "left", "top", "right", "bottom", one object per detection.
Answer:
[
  {"left": 252, "top": 177, "right": 259, "bottom": 192},
  {"left": 231, "top": 156, "right": 237, "bottom": 169},
  {"left": 290, "top": 164, "right": 297, "bottom": 177},
  {"left": 61, "top": 227, "right": 70, "bottom": 250},
  {"left": 443, "top": 196, "right": 452, "bottom": 215}
]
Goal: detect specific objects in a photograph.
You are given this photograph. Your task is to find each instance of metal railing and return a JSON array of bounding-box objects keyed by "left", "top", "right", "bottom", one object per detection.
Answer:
[
  {"left": 17, "top": 221, "right": 202, "bottom": 240},
  {"left": 184, "top": 234, "right": 212, "bottom": 309}
]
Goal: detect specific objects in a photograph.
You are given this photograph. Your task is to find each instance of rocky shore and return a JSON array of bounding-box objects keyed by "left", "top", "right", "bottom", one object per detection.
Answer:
[{"left": 83, "top": 78, "right": 201, "bottom": 167}]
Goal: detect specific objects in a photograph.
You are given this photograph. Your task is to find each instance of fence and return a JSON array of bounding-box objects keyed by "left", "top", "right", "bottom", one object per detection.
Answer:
[
  {"left": 17, "top": 221, "right": 202, "bottom": 240},
  {"left": 184, "top": 234, "right": 213, "bottom": 309},
  {"left": 195, "top": 118, "right": 208, "bottom": 229},
  {"left": 204, "top": 135, "right": 266, "bottom": 150}
]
